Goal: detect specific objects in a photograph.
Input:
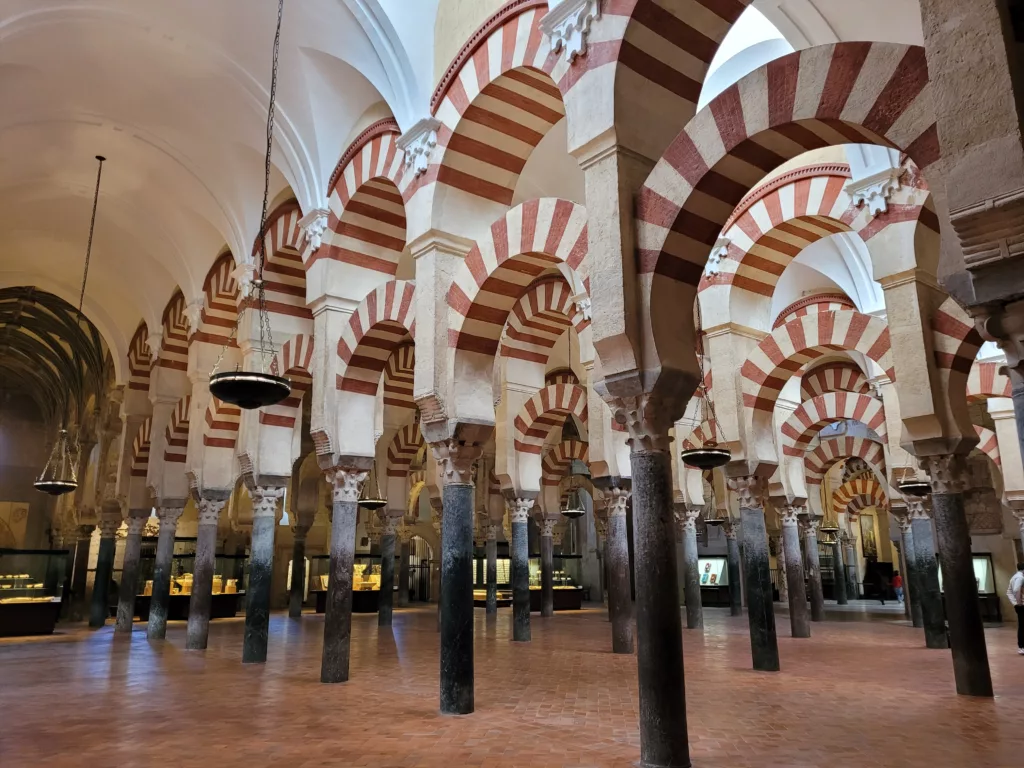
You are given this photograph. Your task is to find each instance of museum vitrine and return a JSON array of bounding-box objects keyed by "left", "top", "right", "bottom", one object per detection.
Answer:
[{"left": 0, "top": 548, "right": 69, "bottom": 636}]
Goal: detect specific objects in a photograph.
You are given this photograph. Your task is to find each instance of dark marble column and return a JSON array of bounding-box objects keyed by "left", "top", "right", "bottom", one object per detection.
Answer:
[
  {"left": 922, "top": 455, "right": 993, "bottom": 697},
  {"left": 781, "top": 506, "right": 810, "bottom": 638},
  {"left": 539, "top": 519, "right": 555, "bottom": 618},
  {"left": 242, "top": 486, "right": 283, "bottom": 664},
  {"left": 186, "top": 498, "right": 226, "bottom": 650},
  {"left": 724, "top": 521, "right": 743, "bottom": 617},
  {"left": 377, "top": 515, "right": 398, "bottom": 628},
  {"left": 900, "top": 515, "right": 924, "bottom": 628},
  {"left": 484, "top": 525, "right": 497, "bottom": 615},
  {"left": 89, "top": 513, "right": 122, "bottom": 629},
  {"left": 436, "top": 439, "right": 481, "bottom": 716},
  {"left": 1010, "top": 368, "right": 1024, "bottom": 471},
  {"left": 115, "top": 513, "right": 149, "bottom": 633},
  {"left": 70, "top": 525, "right": 94, "bottom": 621},
  {"left": 288, "top": 524, "right": 310, "bottom": 619},
  {"left": 59, "top": 529, "right": 76, "bottom": 620},
  {"left": 804, "top": 518, "right": 826, "bottom": 622},
  {"left": 832, "top": 538, "right": 848, "bottom": 604},
  {"left": 147, "top": 506, "right": 184, "bottom": 640},
  {"left": 321, "top": 467, "right": 364, "bottom": 682},
  {"left": 510, "top": 498, "right": 532, "bottom": 642},
  {"left": 843, "top": 529, "right": 859, "bottom": 599},
  {"left": 627, "top": 425, "right": 689, "bottom": 768},
  {"left": 605, "top": 489, "right": 634, "bottom": 654},
  {"left": 730, "top": 476, "right": 779, "bottom": 672},
  {"left": 910, "top": 501, "right": 949, "bottom": 650},
  {"left": 894, "top": 538, "right": 911, "bottom": 620},
  {"left": 775, "top": 533, "right": 788, "bottom": 603},
  {"left": 398, "top": 531, "right": 412, "bottom": 608},
  {"left": 677, "top": 505, "right": 703, "bottom": 630}
]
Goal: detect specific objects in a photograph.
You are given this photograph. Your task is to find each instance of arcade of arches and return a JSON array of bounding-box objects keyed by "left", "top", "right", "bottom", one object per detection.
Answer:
[{"left": 4, "top": 1, "right": 1024, "bottom": 766}]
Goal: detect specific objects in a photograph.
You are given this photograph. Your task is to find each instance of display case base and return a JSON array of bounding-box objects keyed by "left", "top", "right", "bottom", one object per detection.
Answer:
[
  {"left": 134, "top": 593, "right": 243, "bottom": 622},
  {"left": 0, "top": 600, "right": 62, "bottom": 637},
  {"left": 529, "top": 587, "right": 583, "bottom": 612}
]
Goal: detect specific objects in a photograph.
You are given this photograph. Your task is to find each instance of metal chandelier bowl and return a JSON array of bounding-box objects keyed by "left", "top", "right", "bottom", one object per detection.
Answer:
[
  {"left": 34, "top": 428, "right": 78, "bottom": 496},
  {"left": 680, "top": 442, "right": 731, "bottom": 470},
  {"left": 897, "top": 479, "right": 932, "bottom": 498},
  {"left": 209, "top": 369, "right": 291, "bottom": 410}
]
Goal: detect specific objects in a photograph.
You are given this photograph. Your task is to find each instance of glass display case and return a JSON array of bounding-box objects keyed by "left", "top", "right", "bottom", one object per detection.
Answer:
[
  {"left": 528, "top": 553, "right": 583, "bottom": 611},
  {"left": 134, "top": 543, "right": 246, "bottom": 622},
  {"left": 308, "top": 554, "right": 384, "bottom": 613},
  {"left": 0, "top": 548, "right": 69, "bottom": 636},
  {"left": 938, "top": 553, "right": 1001, "bottom": 622},
  {"left": 697, "top": 556, "right": 730, "bottom": 608}
]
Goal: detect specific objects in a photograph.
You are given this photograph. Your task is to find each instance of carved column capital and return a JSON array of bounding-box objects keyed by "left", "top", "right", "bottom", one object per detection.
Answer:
[
  {"left": 804, "top": 517, "right": 820, "bottom": 535},
  {"left": 197, "top": 498, "right": 226, "bottom": 527},
  {"left": 540, "top": 518, "right": 557, "bottom": 538},
  {"left": 378, "top": 511, "right": 399, "bottom": 537},
  {"left": 675, "top": 505, "right": 701, "bottom": 533},
  {"left": 723, "top": 519, "right": 738, "bottom": 540},
  {"left": 606, "top": 488, "right": 631, "bottom": 518},
  {"left": 250, "top": 487, "right": 285, "bottom": 519},
  {"left": 485, "top": 523, "right": 498, "bottom": 541},
  {"left": 430, "top": 439, "right": 483, "bottom": 486},
  {"left": 919, "top": 454, "right": 967, "bottom": 495},
  {"left": 156, "top": 506, "right": 184, "bottom": 532},
  {"left": 780, "top": 505, "right": 803, "bottom": 527},
  {"left": 594, "top": 515, "right": 607, "bottom": 539},
  {"left": 509, "top": 497, "right": 535, "bottom": 524},
  {"left": 398, "top": 525, "right": 415, "bottom": 544},
  {"left": 906, "top": 498, "right": 931, "bottom": 520},
  {"left": 727, "top": 475, "right": 763, "bottom": 509},
  {"left": 430, "top": 498, "right": 443, "bottom": 534},
  {"left": 609, "top": 393, "right": 674, "bottom": 453},
  {"left": 327, "top": 468, "right": 368, "bottom": 503},
  {"left": 125, "top": 515, "right": 148, "bottom": 537}
]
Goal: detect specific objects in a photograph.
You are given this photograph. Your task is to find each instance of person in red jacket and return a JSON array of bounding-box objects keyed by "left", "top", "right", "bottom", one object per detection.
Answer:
[{"left": 892, "top": 571, "right": 904, "bottom": 604}]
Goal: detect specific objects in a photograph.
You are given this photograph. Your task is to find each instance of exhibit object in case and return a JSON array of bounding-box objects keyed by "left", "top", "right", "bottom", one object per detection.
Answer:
[
  {"left": 309, "top": 555, "right": 385, "bottom": 613},
  {"left": 527, "top": 554, "right": 584, "bottom": 611},
  {"left": 697, "top": 556, "right": 730, "bottom": 607},
  {"left": 0, "top": 548, "right": 69, "bottom": 636},
  {"left": 134, "top": 550, "right": 246, "bottom": 622}
]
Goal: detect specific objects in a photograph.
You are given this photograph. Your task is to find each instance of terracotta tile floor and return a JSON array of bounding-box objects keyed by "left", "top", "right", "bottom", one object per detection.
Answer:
[{"left": 2, "top": 605, "right": 1023, "bottom": 767}]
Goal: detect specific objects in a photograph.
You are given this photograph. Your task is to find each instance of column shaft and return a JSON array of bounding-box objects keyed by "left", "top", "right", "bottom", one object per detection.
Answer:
[
  {"left": 932, "top": 490, "right": 993, "bottom": 696},
  {"left": 242, "top": 514, "right": 276, "bottom": 663},
  {"left": 485, "top": 537, "right": 497, "bottom": 615},
  {"left": 844, "top": 540, "right": 858, "bottom": 598},
  {"left": 681, "top": 520, "right": 702, "bottom": 629},
  {"left": 398, "top": 539, "right": 412, "bottom": 608},
  {"left": 540, "top": 534, "right": 554, "bottom": 617},
  {"left": 606, "top": 508, "right": 634, "bottom": 653},
  {"left": 440, "top": 482, "right": 475, "bottom": 715},
  {"left": 289, "top": 534, "right": 307, "bottom": 619},
  {"left": 901, "top": 525, "right": 924, "bottom": 628},
  {"left": 741, "top": 505, "right": 779, "bottom": 671},
  {"left": 89, "top": 534, "right": 116, "bottom": 628},
  {"left": 912, "top": 516, "right": 949, "bottom": 649},
  {"left": 726, "top": 531, "right": 742, "bottom": 617},
  {"left": 70, "top": 530, "right": 93, "bottom": 621},
  {"left": 511, "top": 518, "right": 531, "bottom": 641},
  {"left": 322, "top": 497, "right": 357, "bottom": 682},
  {"left": 115, "top": 527, "right": 144, "bottom": 632},
  {"left": 378, "top": 531, "right": 396, "bottom": 627},
  {"left": 631, "top": 450, "right": 689, "bottom": 768},
  {"left": 833, "top": 541, "right": 848, "bottom": 605},
  {"left": 147, "top": 520, "right": 178, "bottom": 639},
  {"left": 782, "top": 521, "right": 810, "bottom": 637},
  {"left": 805, "top": 528, "right": 825, "bottom": 622},
  {"left": 186, "top": 521, "right": 219, "bottom": 649}
]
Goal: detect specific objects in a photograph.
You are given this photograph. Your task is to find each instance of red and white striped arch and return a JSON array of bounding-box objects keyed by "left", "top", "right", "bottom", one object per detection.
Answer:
[
  {"left": 159, "top": 290, "right": 190, "bottom": 372},
  {"left": 967, "top": 361, "right": 1012, "bottom": 402},
  {"left": 832, "top": 475, "right": 888, "bottom": 516},
  {"left": 383, "top": 343, "right": 415, "bottom": 411},
  {"left": 544, "top": 368, "right": 578, "bottom": 387},
  {"left": 259, "top": 334, "right": 314, "bottom": 430},
  {"left": 336, "top": 280, "right": 416, "bottom": 395},
  {"left": 386, "top": 422, "right": 424, "bottom": 478},
  {"left": 203, "top": 398, "right": 240, "bottom": 450},
  {"left": 127, "top": 322, "right": 153, "bottom": 392},
  {"left": 932, "top": 297, "right": 983, "bottom": 377},
  {"left": 773, "top": 294, "right": 856, "bottom": 330},
  {"left": 131, "top": 417, "right": 152, "bottom": 477},
  {"left": 680, "top": 419, "right": 719, "bottom": 451},
  {"left": 319, "top": 122, "right": 407, "bottom": 276},
  {"left": 541, "top": 439, "right": 589, "bottom": 487},
  {"left": 631, "top": 43, "right": 937, "bottom": 382},
  {"left": 779, "top": 392, "right": 886, "bottom": 457},
  {"left": 974, "top": 426, "right": 1001, "bottom": 468},
  {"left": 164, "top": 396, "right": 190, "bottom": 464},
  {"left": 428, "top": 2, "right": 562, "bottom": 207},
  {"left": 500, "top": 277, "right": 588, "bottom": 363},
  {"left": 800, "top": 361, "right": 872, "bottom": 402},
  {"left": 805, "top": 437, "right": 886, "bottom": 487},
  {"left": 258, "top": 202, "right": 310, "bottom": 321},
  {"left": 741, "top": 310, "right": 894, "bottom": 413},
  {"left": 513, "top": 383, "right": 588, "bottom": 454},
  {"left": 448, "top": 198, "right": 587, "bottom": 357},
  {"left": 195, "top": 253, "right": 238, "bottom": 347}
]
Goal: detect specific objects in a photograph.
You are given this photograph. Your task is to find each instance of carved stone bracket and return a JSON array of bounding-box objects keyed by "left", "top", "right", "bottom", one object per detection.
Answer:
[
  {"left": 397, "top": 117, "right": 441, "bottom": 177},
  {"left": 846, "top": 166, "right": 904, "bottom": 215},
  {"left": 298, "top": 207, "right": 329, "bottom": 261},
  {"left": 540, "top": 0, "right": 601, "bottom": 62},
  {"left": 919, "top": 454, "right": 967, "bottom": 495},
  {"left": 609, "top": 394, "right": 674, "bottom": 454},
  {"left": 250, "top": 487, "right": 285, "bottom": 520},
  {"left": 706, "top": 237, "right": 731, "bottom": 277}
]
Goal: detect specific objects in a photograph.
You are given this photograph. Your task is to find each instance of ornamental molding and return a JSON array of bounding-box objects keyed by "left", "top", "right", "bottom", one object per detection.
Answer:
[
  {"left": 540, "top": 0, "right": 601, "bottom": 63},
  {"left": 727, "top": 476, "right": 763, "bottom": 510},
  {"left": 846, "top": 166, "right": 904, "bottom": 216},
  {"left": 327, "top": 118, "right": 400, "bottom": 193},
  {"left": 949, "top": 187, "right": 1024, "bottom": 270},
  {"left": 197, "top": 498, "right": 226, "bottom": 527},
  {"left": 723, "top": 163, "right": 851, "bottom": 231},
  {"left": 606, "top": 487, "right": 630, "bottom": 518},
  {"left": 156, "top": 505, "right": 185, "bottom": 530},
  {"left": 298, "top": 207, "right": 329, "bottom": 262},
  {"left": 705, "top": 237, "right": 731, "bottom": 277},
  {"left": 397, "top": 117, "right": 441, "bottom": 177},
  {"left": 183, "top": 295, "right": 206, "bottom": 335},
  {"left": 145, "top": 332, "right": 163, "bottom": 359},
  {"left": 573, "top": 294, "right": 592, "bottom": 321},
  {"left": 231, "top": 262, "right": 257, "bottom": 299},
  {"left": 609, "top": 393, "right": 674, "bottom": 453},
  {"left": 906, "top": 499, "right": 931, "bottom": 520}
]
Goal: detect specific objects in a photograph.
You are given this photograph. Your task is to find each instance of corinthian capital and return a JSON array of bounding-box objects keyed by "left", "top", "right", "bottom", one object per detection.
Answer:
[
  {"left": 198, "top": 498, "right": 227, "bottom": 527},
  {"left": 509, "top": 497, "right": 534, "bottom": 524},
  {"left": 780, "top": 505, "right": 803, "bottom": 527},
  {"left": 250, "top": 487, "right": 285, "bottom": 519},
  {"left": 919, "top": 454, "right": 967, "bottom": 495},
  {"left": 431, "top": 439, "right": 483, "bottom": 486},
  {"left": 540, "top": 518, "right": 557, "bottom": 537},
  {"left": 609, "top": 393, "right": 673, "bottom": 453},
  {"left": 606, "top": 488, "right": 630, "bottom": 518},
  {"left": 727, "top": 476, "right": 763, "bottom": 510},
  {"left": 327, "top": 468, "right": 368, "bottom": 503}
]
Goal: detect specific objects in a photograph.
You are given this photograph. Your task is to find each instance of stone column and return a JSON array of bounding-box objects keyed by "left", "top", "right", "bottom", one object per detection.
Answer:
[
  {"left": 832, "top": 535, "right": 848, "bottom": 605},
  {"left": 322, "top": 467, "right": 366, "bottom": 682},
  {"left": 115, "top": 512, "right": 149, "bottom": 633},
  {"left": 730, "top": 476, "right": 779, "bottom": 672},
  {"left": 288, "top": 522, "right": 311, "bottom": 619},
  {"left": 509, "top": 497, "right": 532, "bottom": 642},
  {"left": 89, "top": 510, "right": 122, "bottom": 628},
  {"left": 377, "top": 513, "right": 398, "bottom": 628},
  {"left": 484, "top": 523, "right": 498, "bottom": 615},
  {"left": 909, "top": 500, "right": 948, "bottom": 650},
  {"left": 724, "top": 520, "right": 742, "bottom": 617},
  {"left": 676, "top": 505, "right": 703, "bottom": 630},
  {"left": 804, "top": 518, "right": 826, "bottom": 622},
  {"left": 147, "top": 505, "right": 184, "bottom": 639},
  {"left": 605, "top": 488, "right": 634, "bottom": 653},
  {"left": 893, "top": 539, "right": 911, "bottom": 620},
  {"left": 242, "top": 486, "right": 284, "bottom": 664},
  {"left": 539, "top": 517, "right": 556, "bottom": 618},
  {"left": 921, "top": 455, "right": 993, "bottom": 697},
  {"left": 775, "top": 533, "right": 788, "bottom": 603},
  {"left": 843, "top": 525, "right": 859, "bottom": 598},
  {"left": 433, "top": 437, "right": 482, "bottom": 715},
  {"left": 397, "top": 527, "right": 413, "bottom": 608},
  {"left": 70, "top": 524, "right": 95, "bottom": 621},
  {"left": 186, "top": 498, "right": 226, "bottom": 650},
  {"left": 895, "top": 511, "right": 923, "bottom": 627},
  {"left": 617, "top": 397, "right": 689, "bottom": 768},
  {"left": 781, "top": 506, "right": 810, "bottom": 638}
]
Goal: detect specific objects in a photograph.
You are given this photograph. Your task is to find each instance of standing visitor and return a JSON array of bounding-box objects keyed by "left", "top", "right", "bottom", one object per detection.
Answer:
[
  {"left": 892, "top": 571, "right": 903, "bottom": 604},
  {"left": 1007, "top": 564, "right": 1024, "bottom": 655}
]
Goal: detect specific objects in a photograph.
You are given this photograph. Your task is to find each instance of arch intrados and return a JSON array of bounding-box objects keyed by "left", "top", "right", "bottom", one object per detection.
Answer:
[
  {"left": 513, "top": 383, "right": 588, "bottom": 455},
  {"left": 780, "top": 392, "right": 886, "bottom": 457}
]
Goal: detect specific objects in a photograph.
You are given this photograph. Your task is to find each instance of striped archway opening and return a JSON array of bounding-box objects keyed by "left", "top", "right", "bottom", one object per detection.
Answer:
[
  {"left": 541, "top": 439, "right": 589, "bottom": 487},
  {"left": 680, "top": 419, "right": 719, "bottom": 451},
  {"left": 800, "top": 361, "right": 872, "bottom": 402},
  {"left": 545, "top": 367, "right": 578, "bottom": 387},
  {"left": 383, "top": 343, "right": 415, "bottom": 412},
  {"left": 260, "top": 334, "right": 315, "bottom": 431},
  {"left": 164, "top": 396, "right": 191, "bottom": 464},
  {"left": 500, "top": 276, "right": 589, "bottom": 364},
  {"left": 257, "top": 201, "right": 311, "bottom": 322},
  {"left": 159, "top": 289, "right": 190, "bottom": 373},
  {"left": 931, "top": 296, "right": 984, "bottom": 448},
  {"left": 204, "top": 398, "right": 241, "bottom": 452},
  {"left": 773, "top": 294, "right": 856, "bottom": 330},
  {"left": 127, "top": 321, "right": 153, "bottom": 393},
  {"left": 194, "top": 253, "right": 238, "bottom": 347},
  {"left": 805, "top": 436, "right": 887, "bottom": 488},
  {"left": 387, "top": 422, "right": 425, "bottom": 478},
  {"left": 131, "top": 417, "right": 152, "bottom": 478},
  {"left": 974, "top": 426, "right": 1001, "bottom": 468},
  {"left": 780, "top": 392, "right": 886, "bottom": 457},
  {"left": 967, "top": 361, "right": 1012, "bottom": 402},
  {"left": 832, "top": 475, "right": 888, "bottom": 517},
  {"left": 336, "top": 280, "right": 416, "bottom": 397},
  {"left": 513, "top": 383, "right": 588, "bottom": 455}
]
